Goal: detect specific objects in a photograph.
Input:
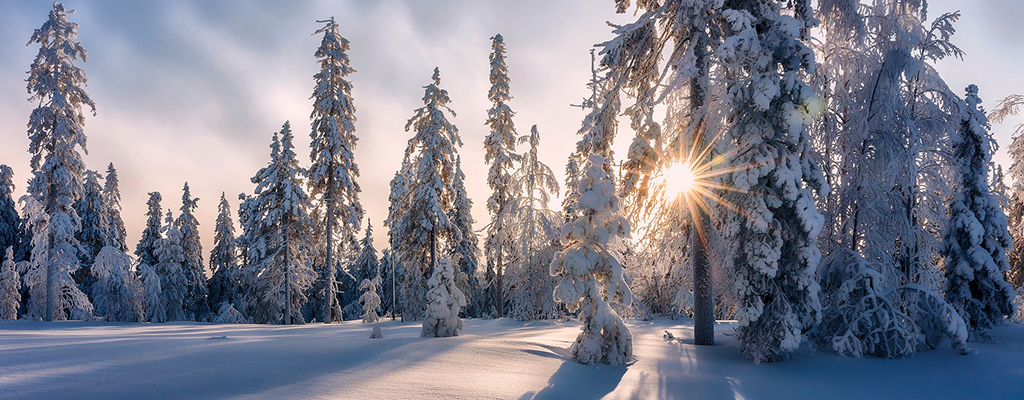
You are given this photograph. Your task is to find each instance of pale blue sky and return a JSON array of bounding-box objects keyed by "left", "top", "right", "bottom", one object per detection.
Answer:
[{"left": 0, "top": 0, "right": 1021, "bottom": 256}]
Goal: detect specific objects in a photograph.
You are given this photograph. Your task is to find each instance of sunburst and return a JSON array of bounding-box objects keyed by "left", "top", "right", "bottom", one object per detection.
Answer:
[{"left": 642, "top": 122, "right": 757, "bottom": 246}]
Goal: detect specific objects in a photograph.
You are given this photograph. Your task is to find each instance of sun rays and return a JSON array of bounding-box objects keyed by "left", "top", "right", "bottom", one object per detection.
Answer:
[{"left": 629, "top": 123, "right": 758, "bottom": 248}]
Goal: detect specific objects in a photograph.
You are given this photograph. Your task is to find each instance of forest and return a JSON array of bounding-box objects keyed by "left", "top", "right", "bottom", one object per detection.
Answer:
[{"left": 1, "top": 0, "right": 1023, "bottom": 373}]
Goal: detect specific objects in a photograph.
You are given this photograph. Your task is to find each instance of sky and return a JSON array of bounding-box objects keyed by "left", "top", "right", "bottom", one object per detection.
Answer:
[{"left": 0, "top": 0, "right": 1022, "bottom": 266}]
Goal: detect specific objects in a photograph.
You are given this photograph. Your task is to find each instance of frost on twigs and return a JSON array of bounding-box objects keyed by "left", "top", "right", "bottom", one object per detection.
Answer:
[
  {"left": 421, "top": 258, "right": 466, "bottom": 338},
  {"left": 550, "top": 155, "right": 633, "bottom": 365}
]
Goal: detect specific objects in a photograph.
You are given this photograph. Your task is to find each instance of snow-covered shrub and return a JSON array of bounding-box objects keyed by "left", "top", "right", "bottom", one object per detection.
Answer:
[
  {"left": 0, "top": 247, "right": 20, "bottom": 319},
  {"left": 550, "top": 155, "right": 633, "bottom": 365},
  {"left": 360, "top": 276, "right": 382, "bottom": 323},
  {"left": 213, "top": 302, "right": 247, "bottom": 324},
  {"left": 818, "top": 248, "right": 967, "bottom": 358},
  {"left": 421, "top": 258, "right": 466, "bottom": 337},
  {"left": 90, "top": 246, "right": 143, "bottom": 322}
]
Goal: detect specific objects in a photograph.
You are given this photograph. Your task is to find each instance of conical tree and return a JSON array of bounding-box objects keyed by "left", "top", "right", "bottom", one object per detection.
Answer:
[
  {"left": 942, "top": 85, "right": 1016, "bottom": 340},
  {"left": 0, "top": 166, "right": 21, "bottom": 266},
  {"left": 448, "top": 157, "right": 480, "bottom": 317},
  {"left": 135, "top": 192, "right": 163, "bottom": 270},
  {"left": 309, "top": 17, "right": 364, "bottom": 323},
  {"left": 483, "top": 33, "right": 520, "bottom": 317},
  {"left": 550, "top": 155, "right": 632, "bottom": 365},
  {"left": 350, "top": 220, "right": 379, "bottom": 296},
  {"left": 74, "top": 169, "right": 107, "bottom": 295},
  {"left": 24, "top": 2, "right": 95, "bottom": 322},
  {"left": 0, "top": 247, "right": 21, "bottom": 320},
  {"left": 243, "top": 122, "right": 316, "bottom": 325},
  {"left": 390, "top": 68, "right": 462, "bottom": 320},
  {"left": 103, "top": 163, "right": 127, "bottom": 253},
  {"left": 208, "top": 192, "right": 240, "bottom": 310},
  {"left": 176, "top": 182, "right": 208, "bottom": 320}
]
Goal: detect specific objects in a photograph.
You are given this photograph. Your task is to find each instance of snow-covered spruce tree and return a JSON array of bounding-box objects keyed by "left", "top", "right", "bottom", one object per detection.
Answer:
[
  {"left": 714, "top": 1, "right": 827, "bottom": 363},
  {"left": 0, "top": 166, "right": 21, "bottom": 265},
  {"left": 155, "top": 210, "right": 187, "bottom": 321},
  {"left": 90, "top": 246, "right": 143, "bottom": 322},
  {"left": 0, "top": 247, "right": 20, "bottom": 320},
  {"left": 421, "top": 257, "right": 467, "bottom": 337},
  {"left": 350, "top": 221, "right": 379, "bottom": 302},
  {"left": 360, "top": 275, "right": 382, "bottom": 323},
  {"left": 483, "top": 33, "right": 520, "bottom": 317},
  {"left": 139, "top": 263, "right": 165, "bottom": 323},
  {"left": 24, "top": 2, "right": 95, "bottom": 322},
  {"left": 243, "top": 122, "right": 316, "bottom": 325},
  {"left": 176, "top": 183, "right": 208, "bottom": 320},
  {"left": 448, "top": 157, "right": 481, "bottom": 317},
  {"left": 135, "top": 192, "right": 162, "bottom": 270},
  {"left": 389, "top": 68, "right": 463, "bottom": 321},
  {"left": 505, "top": 126, "right": 561, "bottom": 320},
  {"left": 74, "top": 169, "right": 107, "bottom": 295},
  {"left": 942, "top": 85, "right": 1015, "bottom": 340},
  {"left": 103, "top": 163, "right": 127, "bottom": 253},
  {"left": 550, "top": 155, "right": 633, "bottom": 365},
  {"left": 208, "top": 192, "right": 240, "bottom": 311},
  {"left": 309, "top": 17, "right": 364, "bottom": 324}
]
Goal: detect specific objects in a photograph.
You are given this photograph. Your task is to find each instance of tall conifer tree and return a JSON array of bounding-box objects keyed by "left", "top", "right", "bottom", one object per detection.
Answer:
[
  {"left": 24, "top": 3, "right": 95, "bottom": 321},
  {"left": 483, "top": 34, "right": 519, "bottom": 316},
  {"left": 309, "top": 17, "right": 363, "bottom": 323}
]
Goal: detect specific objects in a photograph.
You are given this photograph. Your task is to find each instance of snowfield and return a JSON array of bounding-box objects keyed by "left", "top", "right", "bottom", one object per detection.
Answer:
[{"left": 2, "top": 318, "right": 1023, "bottom": 399}]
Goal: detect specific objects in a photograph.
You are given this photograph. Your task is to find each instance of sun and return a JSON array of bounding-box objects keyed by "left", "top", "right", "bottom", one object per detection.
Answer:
[{"left": 664, "top": 162, "right": 697, "bottom": 198}]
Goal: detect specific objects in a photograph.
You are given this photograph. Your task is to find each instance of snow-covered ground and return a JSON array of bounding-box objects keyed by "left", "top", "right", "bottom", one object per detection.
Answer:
[{"left": 2, "top": 318, "right": 1022, "bottom": 399}]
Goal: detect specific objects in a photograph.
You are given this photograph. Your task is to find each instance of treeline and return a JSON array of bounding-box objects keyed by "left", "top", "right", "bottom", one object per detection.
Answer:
[{"left": 3, "top": 1, "right": 1024, "bottom": 367}]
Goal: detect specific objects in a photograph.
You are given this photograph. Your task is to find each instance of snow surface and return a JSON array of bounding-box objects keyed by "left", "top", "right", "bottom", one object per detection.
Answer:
[{"left": 2, "top": 318, "right": 1023, "bottom": 399}]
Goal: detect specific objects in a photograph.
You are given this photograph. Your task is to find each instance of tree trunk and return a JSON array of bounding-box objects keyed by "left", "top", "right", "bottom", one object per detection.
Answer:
[
  {"left": 692, "top": 212, "right": 714, "bottom": 345},
  {"left": 391, "top": 250, "right": 397, "bottom": 321},
  {"left": 690, "top": 31, "right": 713, "bottom": 345},
  {"left": 324, "top": 194, "right": 335, "bottom": 324},
  {"left": 284, "top": 224, "right": 292, "bottom": 326},
  {"left": 46, "top": 251, "right": 54, "bottom": 322}
]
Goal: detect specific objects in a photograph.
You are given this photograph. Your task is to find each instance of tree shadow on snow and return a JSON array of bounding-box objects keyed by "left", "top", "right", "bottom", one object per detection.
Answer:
[{"left": 521, "top": 354, "right": 629, "bottom": 400}]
